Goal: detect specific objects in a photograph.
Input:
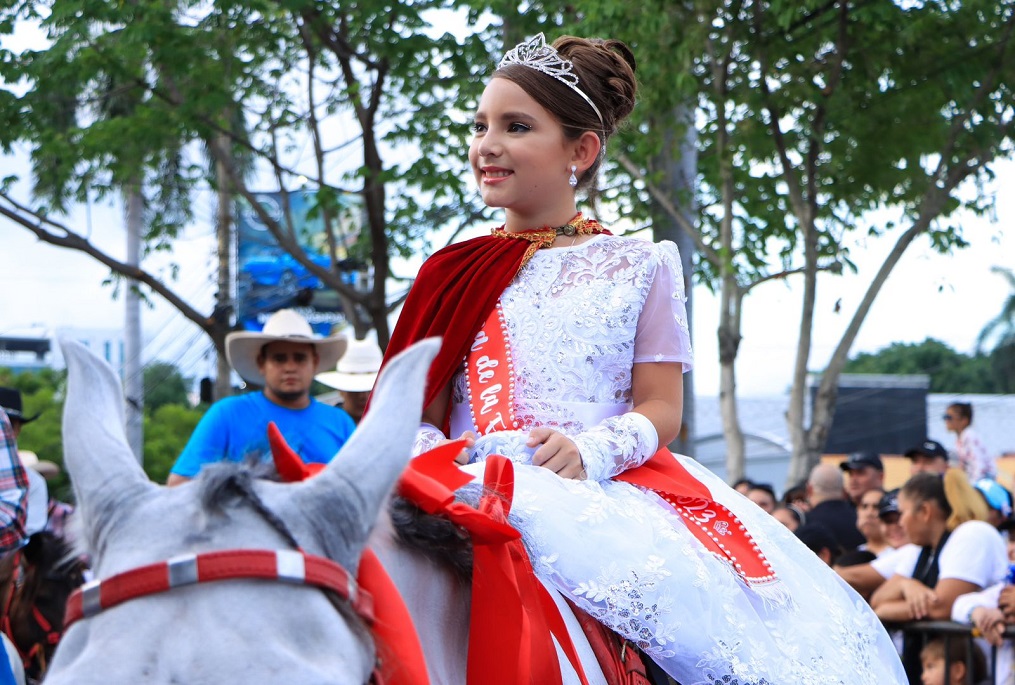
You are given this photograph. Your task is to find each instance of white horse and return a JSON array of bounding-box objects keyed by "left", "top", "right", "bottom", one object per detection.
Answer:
[{"left": 46, "top": 339, "right": 606, "bottom": 685}]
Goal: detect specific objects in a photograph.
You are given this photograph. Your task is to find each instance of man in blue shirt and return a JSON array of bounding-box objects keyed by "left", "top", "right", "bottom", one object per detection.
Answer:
[{"left": 168, "top": 309, "right": 356, "bottom": 485}]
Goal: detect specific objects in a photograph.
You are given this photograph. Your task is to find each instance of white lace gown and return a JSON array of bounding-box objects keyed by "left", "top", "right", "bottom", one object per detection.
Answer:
[{"left": 433, "top": 235, "right": 905, "bottom": 685}]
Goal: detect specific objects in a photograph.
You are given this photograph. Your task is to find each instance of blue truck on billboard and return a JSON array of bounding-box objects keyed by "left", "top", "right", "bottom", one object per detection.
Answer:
[{"left": 236, "top": 190, "right": 359, "bottom": 336}]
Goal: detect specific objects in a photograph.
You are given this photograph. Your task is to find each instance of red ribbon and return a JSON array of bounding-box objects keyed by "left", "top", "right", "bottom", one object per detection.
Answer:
[{"left": 399, "top": 446, "right": 589, "bottom": 685}]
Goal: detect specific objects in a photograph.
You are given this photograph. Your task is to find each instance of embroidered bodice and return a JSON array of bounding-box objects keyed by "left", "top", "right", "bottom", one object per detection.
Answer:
[{"left": 449, "top": 235, "right": 692, "bottom": 440}]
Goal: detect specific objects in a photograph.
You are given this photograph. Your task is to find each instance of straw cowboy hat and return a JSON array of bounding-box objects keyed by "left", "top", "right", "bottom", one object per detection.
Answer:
[
  {"left": 226, "top": 309, "right": 347, "bottom": 387},
  {"left": 18, "top": 450, "right": 61, "bottom": 480},
  {"left": 0, "top": 387, "right": 41, "bottom": 423},
  {"left": 316, "top": 337, "right": 383, "bottom": 393}
]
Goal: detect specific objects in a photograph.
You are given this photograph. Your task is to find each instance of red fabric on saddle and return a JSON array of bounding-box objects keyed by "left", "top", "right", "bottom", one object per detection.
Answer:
[
  {"left": 398, "top": 444, "right": 591, "bottom": 685},
  {"left": 564, "top": 599, "right": 653, "bottom": 685}
]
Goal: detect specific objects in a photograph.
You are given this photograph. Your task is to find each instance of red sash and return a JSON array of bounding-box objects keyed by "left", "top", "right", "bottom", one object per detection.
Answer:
[{"left": 464, "top": 311, "right": 778, "bottom": 589}]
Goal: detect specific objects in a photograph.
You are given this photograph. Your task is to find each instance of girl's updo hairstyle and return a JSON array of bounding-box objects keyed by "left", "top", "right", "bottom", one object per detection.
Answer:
[
  {"left": 901, "top": 469, "right": 988, "bottom": 532},
  {"left": 493, "top": 35, "right": 637, "bottom": 195}
]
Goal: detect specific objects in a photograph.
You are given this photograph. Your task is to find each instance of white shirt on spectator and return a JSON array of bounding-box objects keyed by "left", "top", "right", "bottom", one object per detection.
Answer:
[
  {"left": 873, "top": 521, "right": 1007, "bottom": 587},
  {"left": 952, "top": 583, "right": 1012, "bottom": 684}
]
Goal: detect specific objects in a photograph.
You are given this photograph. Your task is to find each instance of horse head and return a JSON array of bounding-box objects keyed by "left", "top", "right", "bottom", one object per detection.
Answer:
[{"left": 46, "top": 337, "right": 439, "bottom": 685}]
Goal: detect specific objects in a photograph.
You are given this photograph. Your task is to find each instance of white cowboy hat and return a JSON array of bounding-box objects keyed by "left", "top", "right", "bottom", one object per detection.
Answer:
[
  {"left": 18, "top": 450, "right": 61, "bottom": 480},
  {"left": 316, "top": 337, "right": 383, "bottom": 393},
  {"left": 225, "top": 309, "right": 347, "bottom": 386}
]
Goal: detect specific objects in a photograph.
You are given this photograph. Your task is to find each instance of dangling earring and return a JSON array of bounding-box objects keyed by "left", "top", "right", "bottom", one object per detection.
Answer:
[{"left": 568, "top": 165, "right": 578, "bottom": 188}]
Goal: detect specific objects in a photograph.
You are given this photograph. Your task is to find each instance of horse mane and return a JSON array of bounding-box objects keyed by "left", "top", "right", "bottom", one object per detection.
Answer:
[
  {"left": 196, "top": 460, "right": 279, "bottom": 514},
  {"left": 390, "top": 497, "right": 474, "bottom": 582}
]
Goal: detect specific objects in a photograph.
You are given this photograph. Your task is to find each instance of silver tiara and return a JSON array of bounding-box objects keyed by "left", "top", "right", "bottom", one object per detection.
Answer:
[{"left": 498, "top": 33, "right": 604, "bottom": 127}]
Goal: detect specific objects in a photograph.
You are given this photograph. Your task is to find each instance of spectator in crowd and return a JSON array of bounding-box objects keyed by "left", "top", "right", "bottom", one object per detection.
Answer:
[
  {"left": 782, "top": 480, "right": 811, "bottom": 512},
  {"left": 0, "top": 400, "right": 29, "bottom": 552},
  {"left": 973, "top": 477, "right": 1013, "bottom": 529},
  {"left": 944, "top": 402, "right": 996, "bottom": 482},
  {"left": 950, "top": 516, "right": 1015, "bottom": 685},
  {"left": 0, "top": 387, "right": 40, "bottom": 443},
  {"left": 315, "top": 336, "right": 383, "bottom": 425},
  {"left": 879, "top": 489, "right": 911, "bottom": 550},
  {"left": 905, "top": 439, "right": 951, "bottom": 476},
  {"left": 840, "top": 450, "right": 885, "bottom": 507},
  {"left": 869, "top": 470, "right": 1004, "bottom": 683},
  {"left": 918, "top": 638, "right": 988, "bottom": 685},
  {"left": 0, "top": 408, "right": 28, "bottom": 685},
  {"left": 168, "top": 309, "right": 356, "bottom": 485},
  {"left": 806, "top": 462, "right": 865, "bottom": 551},
  {"left": 731, "top": 477, "right": 753, "bottom": 495},
  {"left": 772, "top": 503, "right": 806, "bottom": 532},
  {"left": 746, "top": 482, "right": 777, "bottom": 513},
  {"left": 796, "top": 523, "right": 844, "bottom": 566},
  {"left": 856, "top": 487, "right": 895, "bottom": 557},
  {"left": 18, "top": 450, "right": 73, "bottom": 540}
]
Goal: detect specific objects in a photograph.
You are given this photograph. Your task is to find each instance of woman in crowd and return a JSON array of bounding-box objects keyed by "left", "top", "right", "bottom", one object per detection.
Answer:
[
  {"left": 869, "top": 470, "right": 1006, "bottom": 681},
  {"left": 382, "top": 32, "right": 905, "bottom": 683},
  {"left": 944, "top": 402, "right": 995, "bottom": 482}
]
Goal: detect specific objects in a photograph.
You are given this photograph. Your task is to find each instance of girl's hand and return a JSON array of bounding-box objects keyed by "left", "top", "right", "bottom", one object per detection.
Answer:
[
  {"left": 527, "top": 427, "right": 586, "bottom": 480},
  {"left": 438, "top": 431, "right": 476, "bottom": 465}
]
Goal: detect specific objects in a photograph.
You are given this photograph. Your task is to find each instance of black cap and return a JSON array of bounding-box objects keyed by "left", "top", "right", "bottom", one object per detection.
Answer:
[
  {"left": 839, "top": 451, "right": 883, "bottom": 472},
  {"left": 879, "top": 489, "right": 900, "bottom": 521},
  {"left": 0, "top": 387, "right": 40, "bottom": 424},
  {"left": 904, "top": 439, "right": 948, "bottom": 461}
]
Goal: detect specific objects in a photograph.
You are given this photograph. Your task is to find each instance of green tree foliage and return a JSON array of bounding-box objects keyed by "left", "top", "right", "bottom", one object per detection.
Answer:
[
  {"left": 143, "top": 403, "right": 204, "bottom": 485},
  {"left": 843, "top": 339, "right": 998, "bottom": 393},
  {"left": 0, "top": 367, "right": 70, "bottom": 501},
  {"left": 143, "top": 361, "right": 191, "bottom": 413},
  {"left": 0, "top": 0, "right": 501, "bottom": 347}
]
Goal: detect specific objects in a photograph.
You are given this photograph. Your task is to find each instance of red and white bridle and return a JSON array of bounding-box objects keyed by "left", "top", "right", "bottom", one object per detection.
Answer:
[{"left": 63, "top": 548, "right": 374, "bottom": 628}]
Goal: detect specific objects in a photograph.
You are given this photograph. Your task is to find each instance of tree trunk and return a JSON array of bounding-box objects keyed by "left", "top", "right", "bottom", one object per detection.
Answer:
[
  {"left": 124, "top": 183, "right": 144, "bottom": 464},
  {"left": 786, "top": 213, "right": 820, "bottom": 486},
  {"left": 718, "top": 289, "right": 745, "bottom": 482},
  {"left": 214, "top": 135, "right": 234, "bottom": 400},
  {"left": 650, "top": 106, "right": 697, "bottom": 457}
]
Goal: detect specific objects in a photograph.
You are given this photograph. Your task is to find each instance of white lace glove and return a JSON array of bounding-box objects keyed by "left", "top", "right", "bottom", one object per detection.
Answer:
[
  {"left": 411, "top": 423, "right": 446, "bottom": 457},
  {"left": 571, "top": 412, "right": 659, "bottom": 482}
]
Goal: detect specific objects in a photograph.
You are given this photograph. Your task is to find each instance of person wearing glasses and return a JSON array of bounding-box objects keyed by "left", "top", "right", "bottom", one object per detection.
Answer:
[
  {"left": 943, "top": 402, "right": 996, "bottom": 482},
  {"left": 168, "top": 309, "right": 355, "bottom": 485}
]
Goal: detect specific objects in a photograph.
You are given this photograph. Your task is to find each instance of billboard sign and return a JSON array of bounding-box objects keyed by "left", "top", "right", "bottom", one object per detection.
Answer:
[{"left": 235, "top": 190, "right": 360, "bottom": 336}]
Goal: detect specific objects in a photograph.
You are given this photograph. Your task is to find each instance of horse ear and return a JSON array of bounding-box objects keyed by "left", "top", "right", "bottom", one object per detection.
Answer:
[
  {"left": 60, "top": 339, "right": 152, "bottom": 524},
  {"left": 292, "top": 338, "right": 440, "bottom": 555}
]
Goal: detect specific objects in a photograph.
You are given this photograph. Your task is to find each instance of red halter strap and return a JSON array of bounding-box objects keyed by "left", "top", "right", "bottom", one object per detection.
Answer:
[{"left": 63, "top": 549, "right": 374, "bottom": 630}]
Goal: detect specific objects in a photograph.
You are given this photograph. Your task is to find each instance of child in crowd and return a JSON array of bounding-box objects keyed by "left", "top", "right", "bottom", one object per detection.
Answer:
[{"left": 919, "top": 638, "right": 988, "bottom": 685}]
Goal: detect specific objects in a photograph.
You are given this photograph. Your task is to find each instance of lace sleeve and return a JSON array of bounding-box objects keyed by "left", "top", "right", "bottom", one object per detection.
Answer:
[
  {"left": 572, "top": 412, "right": 659, "bottom": 482},
  {"left": 412, "top": 423, "right": 446, "bottom": 457},
  {"left": 633, "top": 241, "right": 693, "bottom": 371}
]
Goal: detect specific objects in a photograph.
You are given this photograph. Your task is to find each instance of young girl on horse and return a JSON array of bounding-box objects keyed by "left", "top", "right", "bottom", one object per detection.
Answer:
[{"left": 384, "top": 32, "right": 907, "bottom": 684}]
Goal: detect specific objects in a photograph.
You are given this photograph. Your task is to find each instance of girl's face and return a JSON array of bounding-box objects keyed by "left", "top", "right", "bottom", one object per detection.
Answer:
[{"left": 469, "top": 77, "right": 576, "bottom": 225}]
